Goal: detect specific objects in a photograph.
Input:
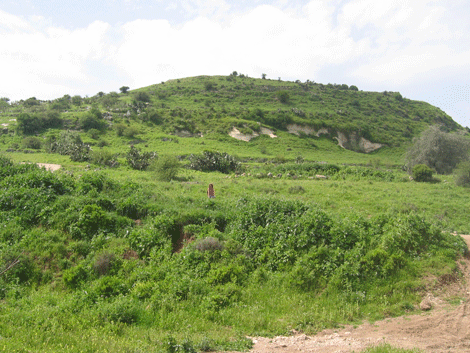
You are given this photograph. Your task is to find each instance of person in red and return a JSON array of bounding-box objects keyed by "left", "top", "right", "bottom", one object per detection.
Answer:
[{"left": 207, "top": 183, "right": 215, "bottom": 198}]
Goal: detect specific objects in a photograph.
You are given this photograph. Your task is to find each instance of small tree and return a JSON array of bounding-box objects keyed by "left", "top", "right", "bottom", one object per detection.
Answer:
[
  {"left": 405, "top": 126, "right": 470, "bottom": 174},
  {"left": 412, "top": 164, "right": 434, "bottom": 182},
  {"left": 261, "top": 73, "right": 267, "bottom": 79},
  {"left": 120, "top": 86, "right": 130, "bottom": 94}
]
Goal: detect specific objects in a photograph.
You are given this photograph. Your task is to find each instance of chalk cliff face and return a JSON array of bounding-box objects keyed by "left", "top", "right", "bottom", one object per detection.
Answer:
[
  {"left": 228, "top": 123, "right": 384, "bottom": 153},
  {"left": 287, "top": 124, "right": 384, "bottom": 153},
  {"left": 229, "top": 127, "right": 277, "bottom": 141}
]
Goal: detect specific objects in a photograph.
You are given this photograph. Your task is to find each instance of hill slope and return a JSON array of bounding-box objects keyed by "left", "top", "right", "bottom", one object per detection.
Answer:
[{"left": 0, "top": 75, "right": 463, "bottom": 160}]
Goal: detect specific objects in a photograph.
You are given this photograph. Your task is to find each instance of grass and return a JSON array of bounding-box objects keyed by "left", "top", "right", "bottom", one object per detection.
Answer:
[{"left": 0, "top": 75, "right": 468, "bottom": 353}]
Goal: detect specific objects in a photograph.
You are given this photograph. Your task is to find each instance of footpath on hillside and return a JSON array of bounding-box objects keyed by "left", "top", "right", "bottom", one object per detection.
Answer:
[{"left": 234, "top": 235, "right": 470, "bottom": 353}]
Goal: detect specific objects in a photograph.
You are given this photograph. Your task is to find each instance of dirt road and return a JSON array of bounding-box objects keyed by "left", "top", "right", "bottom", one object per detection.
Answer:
[{"left": 245, "top": 235, "right": 470, "bottom": 353}]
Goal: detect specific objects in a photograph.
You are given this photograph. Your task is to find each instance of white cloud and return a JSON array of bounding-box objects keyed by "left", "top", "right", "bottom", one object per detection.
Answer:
[
  {"left": 0, "top": 15, "right": 111, "bottom": 100},
  {"left": 0, "top": 9, "right": 33, "bottom": 32}
]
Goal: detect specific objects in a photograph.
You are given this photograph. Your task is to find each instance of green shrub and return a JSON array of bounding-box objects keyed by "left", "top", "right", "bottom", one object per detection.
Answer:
[
  {"left": 89, "top": 150, "right": 119, "bottom": 168},
  {"left": 93, "top": 276, "right": 127, "bottom": 297},
  {"left": 188, "top": 151, "right": 241, "bottom": 174},
  {"left": 194, "top": 237, "right": 224, "bottom": 252},
  {"left": 126, "top": 145, "right": 155, "bottom": 170},
  {"left": 153, "top": 155, "right": 180, "bottom": 181},
  {"left": 412, "top": 164, "right": 433, "bottom": 182},
  {"left": 134, "top": 91, "right": 150, "bottom": 102},
  {"left": 98, "top": 295, "right": 140, "bottom": 324},
  {"left": 93, "top": 251, "right": 120, "bottom": 276},
  {"left": 47, "top": 130, "right": 90, "bottom": 162},
  {"left": 88, "top": 128, "right": 101, "bottom": 139},
  {"left": 63, "top": 264, "right": 88, "bottom": 289},
  {"left": 454, "top": 161, "right": 470, "bottom": 187},
  {"left": 276, "top": 90, "right": 290, "bottom": 103},
  {"left": 22, "top": 136, "right": 42, "bottom": 149},
  {"left": 80, "top": 107, "right": 107, "bottom": 131}
]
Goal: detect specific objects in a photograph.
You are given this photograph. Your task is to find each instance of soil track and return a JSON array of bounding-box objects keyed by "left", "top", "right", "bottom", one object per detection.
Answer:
[{"left": 242, "top": 235, "right": 470, "bottom": 353}]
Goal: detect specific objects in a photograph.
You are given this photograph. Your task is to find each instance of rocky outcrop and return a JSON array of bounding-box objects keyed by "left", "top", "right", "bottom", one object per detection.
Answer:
[
  {"left": 229, "top": 127, "right": 277, "bottom": 141},
  {"left": 286, "top": 124, "right": 383, "bottom": 153}
]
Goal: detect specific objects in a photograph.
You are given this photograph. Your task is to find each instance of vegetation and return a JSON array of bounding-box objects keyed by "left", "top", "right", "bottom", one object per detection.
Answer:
[
  {"left": 0, "top": 74, "right": 469, "bottom": 352},
  {"left": 405, "top": 125, "right": 470, "bottom": 174},
  {"left": 411, "top": 164, "right": 434, "bottom": 182}
]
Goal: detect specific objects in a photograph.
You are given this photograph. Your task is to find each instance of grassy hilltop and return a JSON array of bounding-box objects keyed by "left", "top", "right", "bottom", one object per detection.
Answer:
[
  {"left": 0, "top": 75, "right": 469, "bottom": 352},
  {"left": 0, "top": 73, "right": 463, "bottom": 165}
]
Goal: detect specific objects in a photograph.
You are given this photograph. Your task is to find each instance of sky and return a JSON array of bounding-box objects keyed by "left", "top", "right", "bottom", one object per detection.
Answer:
[{"left": 1, "top": 0, "right": 469, "bottom": 127}]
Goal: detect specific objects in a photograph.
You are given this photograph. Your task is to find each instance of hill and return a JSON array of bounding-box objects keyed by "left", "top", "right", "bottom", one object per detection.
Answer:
[
  {"left": 1, "top": 75, "right": 470, "bottom": 353},
  {"left": 0, "top": 74, "right": 464, "bottom": 164}
]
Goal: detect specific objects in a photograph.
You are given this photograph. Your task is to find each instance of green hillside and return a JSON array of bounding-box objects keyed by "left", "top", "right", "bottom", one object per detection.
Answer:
[
  {"left": 0, "top": 74, "right": 463, "bottom": 166},
  {"left": 0, "top": 75, "right": 469, "bottom": 353}
]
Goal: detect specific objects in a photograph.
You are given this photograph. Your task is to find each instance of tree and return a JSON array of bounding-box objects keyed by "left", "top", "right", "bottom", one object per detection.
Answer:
[
  {"left": 16, "top": 113, "right": 41, "bottom": 135},
  {"left": 0, "top": 97, "right": 9, "bottom": 109},
  {"left": 405, "top": 126, "right": 470, "bottom": 174},
  {"left": 120, "top": 86, "right": 130, "bottom": 94},
  {"left": 71, "top": 95, "right": 82, "bottom": 106},
  {"left": 261, "top": 73, "right": 267, "bottom": 79}
]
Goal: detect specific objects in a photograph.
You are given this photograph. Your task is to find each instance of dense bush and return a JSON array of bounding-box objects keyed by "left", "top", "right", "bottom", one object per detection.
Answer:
[
  {"left": 188, "top": 151, "right": 241, "bottom": 174},
  {"left": 22, "top": 136, "right": 42, "bottom": 149},
  {"left": 126, "top": 146, "right": 155, "bottom": 170},
  {"left": 454, "top": 161, "right": 470, "bottom": 187},
  {"left": 153, "top": 155, "right": 180, "bottom": 181},
  {"left": 89, "top": 150, "right": 119, "bottom": 168},
  {"left": 411, "top": 164, "right": 433, "bottom": 182},
  {"left": 80, "top": 107, "right": 107, "bottom": 131},
  {"left": 47, "top": 130, "right": 90, "bottom": 162},
  {"left": 276, "top": 90, "right": 290, "bottom": 103}
]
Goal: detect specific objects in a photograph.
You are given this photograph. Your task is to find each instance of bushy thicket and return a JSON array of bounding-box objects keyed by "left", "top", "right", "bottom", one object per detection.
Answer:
[
  {"left": 126, "top": 145, "right": 155, "bottom": 170},
  {"left": 16, "top": 111, "right": 63, "bottom": 135},
  {"left": 412, "top": 164, "right": 434, "bottom": 182},
  {"left": 188, "top": 151, "right": 241, "bottom": 174},
  {"left": 46, "top": 130, "right": 91, "bottom": 162},
  {"left": 0, "top": 155, "right": 467, "bottom": 351}
]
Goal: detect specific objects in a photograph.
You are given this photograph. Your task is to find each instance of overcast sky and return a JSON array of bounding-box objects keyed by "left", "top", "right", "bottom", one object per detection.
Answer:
[{"left": 1, "top": 0, "right": 469, "bottom": 127}]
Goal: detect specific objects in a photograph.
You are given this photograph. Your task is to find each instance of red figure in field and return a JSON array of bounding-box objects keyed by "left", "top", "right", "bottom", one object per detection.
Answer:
[{"left": 207, "top": 183, "right": 215, "bottom": 198}]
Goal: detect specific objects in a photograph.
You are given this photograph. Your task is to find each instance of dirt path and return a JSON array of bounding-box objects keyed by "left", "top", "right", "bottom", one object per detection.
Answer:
[{"left": 244, "top": 235, "right": 470, "bottom": 353}]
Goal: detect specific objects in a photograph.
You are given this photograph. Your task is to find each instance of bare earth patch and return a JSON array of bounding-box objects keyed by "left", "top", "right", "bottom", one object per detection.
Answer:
[
  {"left": 232, "top": 235, "right": 470, "bottom": 353},
  {"left": 37, "top": 163, "right": 62, "bottom": 172}
]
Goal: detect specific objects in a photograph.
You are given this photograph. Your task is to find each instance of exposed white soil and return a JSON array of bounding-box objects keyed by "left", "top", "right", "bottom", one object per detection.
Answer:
[
  {"left": 36, "top": 163, "right": 62, "bottom": 172},
  {"left": 229, "top": 127, "right": 277, "bottom": 142}
]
